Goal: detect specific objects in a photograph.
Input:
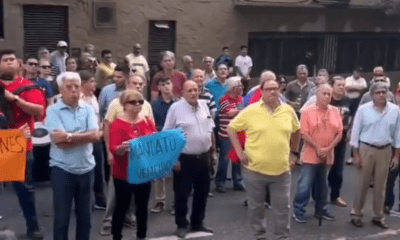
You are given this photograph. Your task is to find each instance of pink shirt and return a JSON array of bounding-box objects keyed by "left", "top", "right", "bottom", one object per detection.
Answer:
[{"left": 300, "top": 104, "right": 343, "bottom": 165}]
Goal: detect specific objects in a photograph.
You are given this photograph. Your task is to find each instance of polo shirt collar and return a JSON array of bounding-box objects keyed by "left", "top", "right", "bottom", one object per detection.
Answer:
[
  {"left": 260, "top": 100, "right": 282, "bottom": 114},
  {"left": 59, "top": 99, "right": 83, "bottom": 110},
  {"left": 182, "top": 98, "right": 199, "bottom": 111},
  {"left": 296, "top": 79, "right": 308, "bottom": 89}
]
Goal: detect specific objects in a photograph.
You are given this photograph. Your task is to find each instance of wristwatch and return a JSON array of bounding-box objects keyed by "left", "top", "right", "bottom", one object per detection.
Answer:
[{"left": 66, "top": 133, "right": 73, "bottom": 143}]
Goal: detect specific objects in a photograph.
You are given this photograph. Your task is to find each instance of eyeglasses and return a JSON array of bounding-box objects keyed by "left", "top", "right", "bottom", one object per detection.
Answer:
[
  {"left": 374, "top": 90, "right": 387, "bottom": 95},
  {"left": 40, "top": 65, "right": 51, "bottom": 69},
  {"left": 126, "top": 100, "right": 144, "bottom": 105},
  {"left": 28, "top": 62, "right": 38, "bottom": 67}
]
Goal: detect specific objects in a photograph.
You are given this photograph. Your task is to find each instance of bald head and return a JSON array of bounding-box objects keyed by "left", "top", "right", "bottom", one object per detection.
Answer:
[
  {"left": 183, "top": 80, "right": 199, "bottom": 105},
  {"left": 317, "top": 83, "right": 332, "bottom": 93},
  {"left": 316, "top": 83, "right": 332, "bottom": 107}
]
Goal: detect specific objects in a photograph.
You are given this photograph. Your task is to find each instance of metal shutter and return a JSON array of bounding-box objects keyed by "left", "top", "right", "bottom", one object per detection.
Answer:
[{"left": 23, "top": 5, "right": 69, "bottom": 57}]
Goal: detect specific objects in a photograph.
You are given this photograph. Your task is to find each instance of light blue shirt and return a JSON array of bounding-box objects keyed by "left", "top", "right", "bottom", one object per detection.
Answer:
[
  {"left": 205, "top": 78, "right": 227, "bottom": 111},
  {"left": 98, "top": 84, "right": 124, "bottom": 120},
  {"left": 46, "top": 100, "right": 99, "bottom": 174},
  {"left": 350, "top": 101, "right": 400, "bottom": 148}
]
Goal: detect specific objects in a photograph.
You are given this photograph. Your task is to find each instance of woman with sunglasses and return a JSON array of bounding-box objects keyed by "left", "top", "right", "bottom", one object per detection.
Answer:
[{"left": 109, "top": 89, "right": 156, "bottom": 240}]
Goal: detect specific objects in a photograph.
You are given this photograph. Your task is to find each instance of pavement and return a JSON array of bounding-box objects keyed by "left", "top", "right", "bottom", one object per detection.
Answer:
[{"left": 1, "top": 156, "right": 400, "bottom": 240}]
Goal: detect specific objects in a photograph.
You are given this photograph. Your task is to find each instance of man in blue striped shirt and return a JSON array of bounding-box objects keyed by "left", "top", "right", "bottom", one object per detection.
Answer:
[{"left": 350, "top": 82, "right": 400, "bottom": 229}]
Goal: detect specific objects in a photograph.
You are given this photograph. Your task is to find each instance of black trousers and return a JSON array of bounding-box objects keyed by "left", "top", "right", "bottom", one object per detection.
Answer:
[
  {"left": 174, "top": 153, "right": 210, "bottom": 228},
  {"left": 112, "top": 178, "right": 151, "bottom": 240},
  {"left": 328, "top": 140, "right": 347, "bottom": 201},
  {"left": 93, "top": 142, "right": 106, "bottom": 204}
]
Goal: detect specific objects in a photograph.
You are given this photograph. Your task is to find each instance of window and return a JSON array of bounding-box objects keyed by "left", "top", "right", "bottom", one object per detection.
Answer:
[
  {"left": 249, "top": 32, "right": 400, "bottom": 75},
  {"left": 93, "top": 2, "right": 116, "bottom": 28}
]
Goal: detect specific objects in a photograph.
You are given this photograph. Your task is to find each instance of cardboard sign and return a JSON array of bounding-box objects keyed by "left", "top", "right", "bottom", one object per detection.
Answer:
[
  {"left": 0, "top": 130, "right": 27, "bottom": 182},
  {"left": 128, "top": 129, "right": 186, "bottom": 184}
]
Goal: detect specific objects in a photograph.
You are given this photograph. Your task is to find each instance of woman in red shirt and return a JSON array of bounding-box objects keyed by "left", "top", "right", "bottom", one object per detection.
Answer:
[{"left": 109, "top": 89, "right": 156, "bottom": 240}]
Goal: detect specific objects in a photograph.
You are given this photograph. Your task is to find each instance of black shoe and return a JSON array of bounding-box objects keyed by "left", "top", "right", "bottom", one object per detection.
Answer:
[
  {"left": 175, "top": 227, "right": 189, "bottom": 238},
  {"left": 233, "top": 184, "right": 246, "bottom": 192},
  {"left": 27, "top": 227, "right": 44, "bottom": 239},
  {"left": 191, "top": 225, "right": 213, "bottom": 233},
  {"left": 384, "top": 206, "right": 391, "bottom": 214},
  {"left": 244, "top": 200, "right": 248, "bottom": 207},
  {"left": 216, "top": 186, "right": 225, "bottom": 193},
  {"left": 372, "top": 219, "right": 389, "bottom": 229},
  {"left": 351, "top": 219, "right": 363, "bottom": 228},
  {"left": 315, "top": 211, "right": 336, "bottom": 221}
]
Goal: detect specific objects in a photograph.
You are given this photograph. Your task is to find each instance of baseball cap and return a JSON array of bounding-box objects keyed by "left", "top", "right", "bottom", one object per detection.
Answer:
[{"left": 57, "top": 41, "right": 68, "bottom": 47}]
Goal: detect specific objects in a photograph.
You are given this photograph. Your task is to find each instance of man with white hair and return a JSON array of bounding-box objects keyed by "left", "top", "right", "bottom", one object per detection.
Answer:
[
  {"left": 350, "top": 82, "right": 400, "bottom": 229},
  {"left": 203, "top": 56, "right": 216, "bottom": 84},
  {"left": 182, "top": 55, "right": 194, "bottom": 80},
  {"left": 359, "top": 76, "right": 396, "bottom": 106},
  {"left": 215, "top": 76, "right": 245, "bottom": 193},
  {"left": 126, "top": 43, "right": 149, "bottom": 81},
  {"left": 46, "top": 71, "right": 101, "bottom": 240},
  {"left": 193, "top": 69, "right": 217, "bottom": 119}
]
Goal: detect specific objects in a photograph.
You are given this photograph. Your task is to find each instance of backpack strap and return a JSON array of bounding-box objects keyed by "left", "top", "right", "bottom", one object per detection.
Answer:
[{"left": 13, "top": 85, "right": 45, "bottom": 96}]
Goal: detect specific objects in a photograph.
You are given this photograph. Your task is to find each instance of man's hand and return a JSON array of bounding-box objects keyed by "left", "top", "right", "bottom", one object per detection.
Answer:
[
  {"left": 238, "top": 152, "right": 249, "bottom": 166},
  {"left": 174, "top": 161, "right": 181, "bottom": 172},
  {"left": 390, "top": 156, "right": 399, "bottom": 170},
  {"left": 290, "top": 153, "right": 298, "bottom": 169},
  {"left": 19, "top": 123, "right": 31, "bottom": 139},
  {"left": 316, "top": 147, "right": 327, "bottom": 159},
  {"left": 353, "top": 154, "right": 363, "bottom": 169},
  {"left": 4, "top": 90, "right": 17, "bottom": 102},
  {"left": 52, "top": 130, "right": 68, "bottom": 144}
]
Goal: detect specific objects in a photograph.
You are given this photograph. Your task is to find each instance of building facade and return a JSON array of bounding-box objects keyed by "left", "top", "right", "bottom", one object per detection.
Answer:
[{"left": 1, "top": 0, "right": 400, "bottom": 80}]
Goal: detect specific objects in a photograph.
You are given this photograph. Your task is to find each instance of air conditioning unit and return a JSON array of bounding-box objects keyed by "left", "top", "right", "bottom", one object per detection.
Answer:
[{"left": 93, "top": 1, "right": 117, "bottom": 28}]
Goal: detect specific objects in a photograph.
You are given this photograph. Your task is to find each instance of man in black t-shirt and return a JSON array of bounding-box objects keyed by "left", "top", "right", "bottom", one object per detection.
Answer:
[{"left": 328, "top": 76, "right": 352, "bottom": 207}]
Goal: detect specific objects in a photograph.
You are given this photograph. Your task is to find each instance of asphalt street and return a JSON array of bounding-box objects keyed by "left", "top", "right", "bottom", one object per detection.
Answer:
[{"left": 1, "top": 150, "right": 400, "bottom": 240}]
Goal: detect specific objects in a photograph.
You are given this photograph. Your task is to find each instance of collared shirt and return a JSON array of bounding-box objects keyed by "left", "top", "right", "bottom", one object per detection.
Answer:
[
  {"left": 125, "top": 53, "right": 149, "bottom": 77},
  {"left": 95, "top": 62, "right": 116, "bottom": 89},
  {"left": 105, "top": 98, "right": 153, "bottom": 123},
  {"left": 204, "top": 70, "right": 217, "bottom": 85},
  {"left": 301, "top": 104, "right": 343, "bottom": 165},
  {"left": 229, "top": 101, "right": 300, "bottom": 176},
  {"left": 199, "top": 88, "right": 217, "bottom": 119},
  {"left": 350, "top": 101, "right": 400, "bottom": 148},
  {"left": 152, "top": 97, "right": 176, "bottom": 132},
  {"left": 98, "top": 84, "right": 124, "bottom": 120},
  {"left": 163, "top": 99, "right": 215, "bottom": 155},
  {"left": 46, "top": 100, "right": 98, "bottom": 174},
  {"left": 284, "top": 79, "right": 315, "bottom": 110},
  {"left": 205, "top": 78, "right": 228, "bottom": 111},
  {"left": 345, "top": 76, "right": 367, "bottom": 99},
  {"left": 50, "top": 51, "right": 69, "bottom": 73},
  {"left": 359, "top": 91, "right": 396, "bottom": 106}
]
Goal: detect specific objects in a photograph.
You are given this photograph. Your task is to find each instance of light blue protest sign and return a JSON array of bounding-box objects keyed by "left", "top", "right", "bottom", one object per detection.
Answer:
[{"left": 127, "top": 129, "right": 186, "bottom": 184}]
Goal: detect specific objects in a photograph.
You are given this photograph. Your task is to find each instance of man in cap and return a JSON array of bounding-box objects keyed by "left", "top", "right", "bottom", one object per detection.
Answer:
[{"left": 50, "top": 41, "right": 69, "bottom": 75}]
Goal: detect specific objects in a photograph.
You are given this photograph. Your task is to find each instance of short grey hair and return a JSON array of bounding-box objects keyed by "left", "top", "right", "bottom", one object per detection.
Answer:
[
  {"left": 202, "top": 56, "right": 214, "bottom": 63},
  {"left": 259, "top": 70, "right": 276, "bottom": 85},
  {"left": 160, "top": 51, "right": 175, "bottom": 62},
  {"left": 56, "top": 71, "right": 81, "bottom": 88},
  {"left": 182, "top": 55, "right": 192, "bottom": 63},
  {"left": 373, "top": 66, "right": 384, "bottom": 74},
  {"left": 370, "top": 82, "right": 388, "bottom": 95},
  {"left": 226, "top": 76, "right": 242, "bottom": 92},
  {"left": 297, "top": 64, "right": 308, "bottom": 73}
]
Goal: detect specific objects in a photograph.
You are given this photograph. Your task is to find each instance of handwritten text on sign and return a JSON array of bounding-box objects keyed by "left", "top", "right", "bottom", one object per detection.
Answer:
[
  {"left": 128, "top": 129, "right": 186, "bottom": 184},
  {"left": 0, "top": 130, "right": 27, "bottom": 182}
]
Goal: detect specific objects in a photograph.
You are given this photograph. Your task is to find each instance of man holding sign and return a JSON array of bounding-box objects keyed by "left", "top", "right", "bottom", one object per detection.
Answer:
[
  {"left": 0, "top": 50, "right": 46, "bottom": 239},
  {"left": 46, "top": 72, "right": 100, "bottom": 240},
  {"left": 163, "top": 80, "right": 216, "bottom": 238}
]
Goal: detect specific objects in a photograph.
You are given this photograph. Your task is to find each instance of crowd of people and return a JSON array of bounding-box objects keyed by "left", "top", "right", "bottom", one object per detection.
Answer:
[{"left": 0, "top": 40, "right": 400, "bottom": 240}]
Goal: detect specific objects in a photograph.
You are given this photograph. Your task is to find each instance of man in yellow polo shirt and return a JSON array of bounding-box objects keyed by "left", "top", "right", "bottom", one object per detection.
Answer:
[{"left": 228, "top": 76, "right": 300, "bottom": 240}]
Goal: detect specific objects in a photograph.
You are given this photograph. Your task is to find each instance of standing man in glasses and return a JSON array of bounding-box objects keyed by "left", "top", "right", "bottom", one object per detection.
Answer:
[
  {"left": 227, "top": 76, "right": 300, "bottom": 240},
  {"left": 350, "top": 82, "right": 400, "bottom": 229}
]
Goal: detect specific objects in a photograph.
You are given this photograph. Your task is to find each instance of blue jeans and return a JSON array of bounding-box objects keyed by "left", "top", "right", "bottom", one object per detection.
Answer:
[
  {"left": 215, "top": 138, "right": 243, "bottom": 188},
  {"left": 293, "top": 164, "right": 328, "bottom": 217},
  {"left": 385, "top": 162, "right": 400, "bottom": 211},
  {"left": 12, "top": 151, "right": 40, "bottom": 232},
  {"left": 51, "top": 167, "right": 94, "bottom": 240}
]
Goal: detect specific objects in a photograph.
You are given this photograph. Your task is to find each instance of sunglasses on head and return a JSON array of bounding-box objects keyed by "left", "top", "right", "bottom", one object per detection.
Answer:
[
  {"left": 126, "top": 100, "right": 144, "bottom": 105},
  {"left": 28, "top": 62, "right": 38, "bottom": 67}
]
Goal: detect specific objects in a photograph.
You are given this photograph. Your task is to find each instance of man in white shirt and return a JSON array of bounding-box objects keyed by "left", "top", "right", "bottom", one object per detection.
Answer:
[
  {"left": 345, "top": 67, "right": 367, "bottom": 117},
  {"left": 203, "top": 56, "right": 217, "bottom": 85},
  {"left": 235, "top": 45, "right": 252, "bottom": 95},
  {"left": 125, "top": 43, "right": 150, "bottom": 81},
  {"left": 50, "top": 41, "right": 69, "bottom": 74}
]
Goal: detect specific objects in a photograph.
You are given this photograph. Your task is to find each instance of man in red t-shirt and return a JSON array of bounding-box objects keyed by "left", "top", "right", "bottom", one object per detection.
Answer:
[{"left": 0, "top": 50, "right": 46, "bottom": 238}]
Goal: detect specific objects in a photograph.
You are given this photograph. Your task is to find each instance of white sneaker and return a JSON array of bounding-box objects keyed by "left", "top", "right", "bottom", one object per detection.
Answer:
[{"left": 346, "top": 158, "right": 353, "bottom": 165}]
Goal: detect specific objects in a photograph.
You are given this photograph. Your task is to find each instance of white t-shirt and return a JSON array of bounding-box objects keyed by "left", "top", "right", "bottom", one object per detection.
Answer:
[
  {"left": 125, "top": 53, "right": 149, "bottom": 77},
  {"left": 345, "top": 76, "right": 367, "bottom": 99},
  {"left": 235, "top": 55, "right": 253, "bottom": 78}
]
